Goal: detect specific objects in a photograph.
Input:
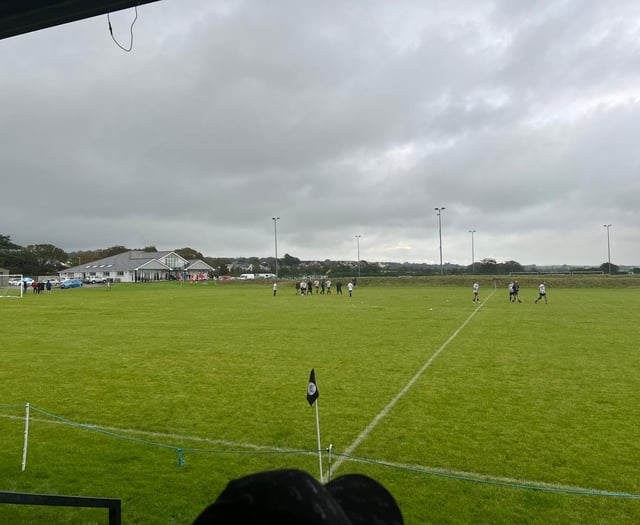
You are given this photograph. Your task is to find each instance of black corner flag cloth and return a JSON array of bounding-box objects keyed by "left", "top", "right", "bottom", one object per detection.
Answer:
[{"left": 307, "top": 368, "right": 319, "bottom": 406}]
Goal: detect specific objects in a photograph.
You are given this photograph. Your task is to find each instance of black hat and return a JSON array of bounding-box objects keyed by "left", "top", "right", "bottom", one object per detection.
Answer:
[{"left": 192, "top": 469, "right": 403, "bottom": 525}]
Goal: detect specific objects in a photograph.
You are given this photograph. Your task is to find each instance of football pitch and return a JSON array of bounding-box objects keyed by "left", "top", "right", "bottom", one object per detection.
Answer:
[{"left": 1, "top": 280, "right": 639, "bottom": 524}]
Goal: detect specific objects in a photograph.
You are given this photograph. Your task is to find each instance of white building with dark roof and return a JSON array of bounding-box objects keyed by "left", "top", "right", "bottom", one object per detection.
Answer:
[{"left": 59, "top": 251, "right": 214, "bottom": 283}]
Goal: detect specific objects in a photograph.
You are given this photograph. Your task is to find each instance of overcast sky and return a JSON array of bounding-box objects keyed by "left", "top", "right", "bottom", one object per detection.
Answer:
[{"left": 3, "top": 1, "right": 639, "bottom": 266}]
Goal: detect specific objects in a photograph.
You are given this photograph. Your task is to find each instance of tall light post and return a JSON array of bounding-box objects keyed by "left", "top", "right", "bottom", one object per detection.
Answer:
[
  {"left": 355, "top": 235, "right": 361, "bottom": 277},
  {"left": 272, "top": 217, "right": 280, "bottom": 279},
  {"left": 469, "top": 230, "right": 476, "bottom": 274},
  {"left": 604, "top": 224, "right": 612, "bottom": 275},
  {"left": 435, "top": 207, "right": 445, "bottom": 275}
]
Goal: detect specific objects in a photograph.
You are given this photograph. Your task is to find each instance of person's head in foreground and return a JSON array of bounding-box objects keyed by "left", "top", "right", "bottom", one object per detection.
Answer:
[{"left": 193, "top": 468, "right": 403, "bottom": 524}]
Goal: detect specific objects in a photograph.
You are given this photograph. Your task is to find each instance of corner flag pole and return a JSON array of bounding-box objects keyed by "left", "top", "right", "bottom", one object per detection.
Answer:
[
  {"left": 314, "top": 400, "right": 323, "bottom": 482},
  {"left": 307, "top": 368, "right": 323, "bottom": 482}
]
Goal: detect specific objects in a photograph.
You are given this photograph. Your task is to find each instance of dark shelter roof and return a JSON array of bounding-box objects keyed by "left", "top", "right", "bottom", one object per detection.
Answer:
[{"left": 0, "top": 0, "right": 161, "bottom": 40}]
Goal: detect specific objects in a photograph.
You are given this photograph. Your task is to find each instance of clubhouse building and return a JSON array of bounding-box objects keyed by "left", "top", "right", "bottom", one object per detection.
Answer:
[{"left": 59, "top": 250, "right": 215, "bottom": 283}]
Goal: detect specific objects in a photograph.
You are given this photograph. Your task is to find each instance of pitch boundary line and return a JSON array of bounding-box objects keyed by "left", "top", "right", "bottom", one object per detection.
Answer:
[
  {"left": 335, "top": 454, "right": 640, "bottom": 498},
  {"left": 4, "top": 408, "right": 636, "bottom": 498},
  {"left": 330, "top": 288, "right": 497, "bottom": 474},
  {"left": 0, "top": 413, "right": 300, "bottom": 453}
]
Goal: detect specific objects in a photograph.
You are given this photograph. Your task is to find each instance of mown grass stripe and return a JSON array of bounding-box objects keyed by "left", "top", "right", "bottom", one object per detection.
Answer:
[{"left": 331, "top": 288, "right": 497, "bottom": 473}]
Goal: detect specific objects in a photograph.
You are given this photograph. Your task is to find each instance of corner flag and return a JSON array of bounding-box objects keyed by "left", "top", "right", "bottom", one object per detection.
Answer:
[{"left": 307, "top": 368, "right": 319, "bottom": 406}]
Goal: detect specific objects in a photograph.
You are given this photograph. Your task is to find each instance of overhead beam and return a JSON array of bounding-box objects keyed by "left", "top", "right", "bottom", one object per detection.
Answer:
[{"left": 0, "top": 0, "right": 161, "bottom": 41}]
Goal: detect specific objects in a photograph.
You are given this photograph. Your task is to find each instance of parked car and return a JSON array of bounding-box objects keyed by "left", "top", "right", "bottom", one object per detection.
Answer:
[
  {"left": 83, "top": 276, "right": 107, "bottom": 284},
  {"left": 10, "top": 277, "right": 34, "bottom": 287},
  {"left": 60, "top": 279, "right": 83, "bottom": 289}
]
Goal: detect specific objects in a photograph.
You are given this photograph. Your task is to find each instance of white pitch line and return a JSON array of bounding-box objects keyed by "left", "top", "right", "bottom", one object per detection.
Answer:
[
  {"left": 0, "top": 413, "right": 304, "bottom": 454},
  {"left": 331, "top": 289, "right": 496, "bottom": 474},
  {"left": 3, "top": 404, "right": 638, "bottom": 498},
  {"left": 336, "top": 455, "right": 640, "bottom": 498}
]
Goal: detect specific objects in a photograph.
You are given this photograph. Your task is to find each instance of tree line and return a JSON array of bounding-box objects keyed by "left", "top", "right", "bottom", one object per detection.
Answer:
[{"left": 0, "top": 234, "right": 628, "bottom": 278}]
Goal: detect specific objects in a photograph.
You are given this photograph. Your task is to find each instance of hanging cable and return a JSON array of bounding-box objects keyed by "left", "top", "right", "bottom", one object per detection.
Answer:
[{"left": 107, "top": 5, "right": 138, "bottom": 52}]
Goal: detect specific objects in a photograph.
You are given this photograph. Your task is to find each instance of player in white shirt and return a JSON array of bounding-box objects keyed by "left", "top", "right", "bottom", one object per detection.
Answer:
[
  {"left": 534, "top": 281, "right": 548, "bottom": 304},
  {"left": 472, "top": 282, "right": 480, "bottom": 303}
]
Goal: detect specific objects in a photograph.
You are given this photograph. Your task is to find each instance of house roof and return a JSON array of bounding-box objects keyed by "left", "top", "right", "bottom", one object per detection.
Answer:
[
  {"left": 0, "top": 0, "right": 161, "bottom": 41},
  {"left": 186, "top": 260, "right": 215, "bottom": 272},
  {"left": 64, "top": 250, "right": 188, "bottom": 273}
]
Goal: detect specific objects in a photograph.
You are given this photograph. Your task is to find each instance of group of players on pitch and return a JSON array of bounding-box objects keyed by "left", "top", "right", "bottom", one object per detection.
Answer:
[{"left": 472, "top": 280, "right": 548, "bottom": 304}]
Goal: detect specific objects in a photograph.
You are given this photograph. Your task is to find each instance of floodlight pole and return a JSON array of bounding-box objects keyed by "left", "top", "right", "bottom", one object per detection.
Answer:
[
  {"left": 435, "top": 207, "right": 445, "bottom": 275},
  {"left": 272, "top": 217, "right": 280, "bottom": 279},
  {"left": 469, "top": 230, "right": 476, "bottom": 274},
  {"left": 604, "top": 224, "right": 612, "bottom": 275},
  {"left": 355, "top": 235, "right": 361, "bottom": 277}
]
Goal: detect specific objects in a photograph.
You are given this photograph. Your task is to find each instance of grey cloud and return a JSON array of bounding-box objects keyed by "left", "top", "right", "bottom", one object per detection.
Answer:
[{"left": 2, "top": 0, "right": 639, "bottom": 265}]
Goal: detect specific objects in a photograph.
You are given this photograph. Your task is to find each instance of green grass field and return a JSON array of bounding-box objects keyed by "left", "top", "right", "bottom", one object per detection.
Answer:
[{"left": 2, "top": 280, "right": 640, "bottom": 524}]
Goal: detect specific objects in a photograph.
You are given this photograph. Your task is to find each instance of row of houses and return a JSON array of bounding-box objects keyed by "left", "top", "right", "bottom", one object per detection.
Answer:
[{"left": 60, "top": 250, "right": 215, "bottom": 283}]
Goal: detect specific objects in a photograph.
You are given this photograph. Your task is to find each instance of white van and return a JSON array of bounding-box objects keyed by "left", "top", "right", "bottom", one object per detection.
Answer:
[{"left": 239, "top": 273, "right": 255, "bottom": 280}]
